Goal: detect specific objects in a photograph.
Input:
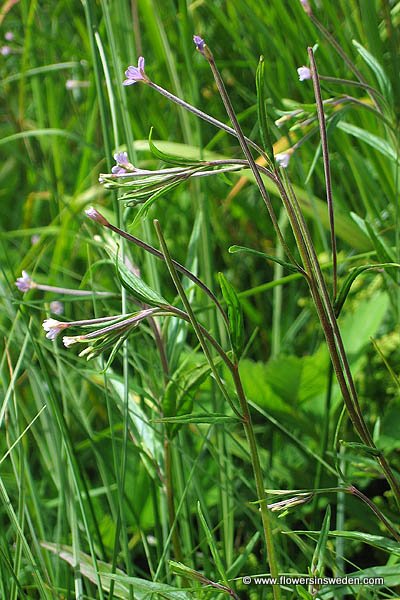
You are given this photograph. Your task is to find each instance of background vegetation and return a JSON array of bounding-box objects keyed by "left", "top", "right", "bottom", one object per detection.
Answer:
[{"left": 1, "top": 0, "right": 399, "bottom": 598}]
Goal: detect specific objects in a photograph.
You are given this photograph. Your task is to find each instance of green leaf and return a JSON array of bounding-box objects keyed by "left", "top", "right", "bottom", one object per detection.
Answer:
[
  {"left": 318, "top": 565, "right": 400, "bottom": 597},
  {"left": 337, "top": 121, "right": 397, "bottom": 162},
  {"left": 340, "top": 441, "right": 382, "bottom": 457},
  {"left": 334, "top": 262, "right": 400, "bottom": 317},
  {"left": 129, "top": 176, "right": 188, "bottom": 226},
  {"left": 296, "top": 587, "right": 313, "bottom": 600},
  {"left": 156, "top": 413, "right": 239, "bottom": 425},
  {"left": 311, "top": 505, "right": 331, "bottom": 578},
  {"left": 229, "top": 245, "right": 300, "bottom": 273},
  {"left": 226, "top": 532, "right": 260, "bottom": 578},
  {"left": 109, "top": 246, "right": 167, "bottom": 307},
  {"left": 218, "top": 272, "right": 244, "bottom": 360},
  {"left": 340, "top": 290, "right": 389, "bottom": 356},
  {"left": 364, "top": 222, "right": 397, "bottom": 277},
  {"left": 197, "top": 501, "right": 229, "bottom": 587},
  {"left": 149, "top": 127, "right": 206, "bottom": 166},
  {"left": 353, "top": 40, "right": 393, "bottom": 105},
  {"left": 256, "top": 56, "right": 274, "bottom": 164},
  {"left": 42, "top": 542, "right": 191, "bottom": 599},
  {"left": 324, "top": 530, "right": 400, "bottom": 556},
  {"left": 162, "top": 359, "right": 217, "bottom": 437},
  {"left": 169, "top": 561, "right": 209, "bottom": 584}
]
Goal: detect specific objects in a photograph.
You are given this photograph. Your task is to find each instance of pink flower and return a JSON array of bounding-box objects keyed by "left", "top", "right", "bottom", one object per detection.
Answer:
[
  {"left": 193, "top": 35, "right": 205, "bottom": 52},
  {"left": 297, "top": 66, "right": 311, "bottom": 81},
  {"left": 15, "top": 271, "right": 35, "bottom": 292},
  {"left": 123, "top": 57, "right": 147, "bottom": 85},
  {"left": 42, "top": 319, "right": 68, "bottom": 341},
  {"left": 111, "top": 151, "right": 135, "bottom": 175}
]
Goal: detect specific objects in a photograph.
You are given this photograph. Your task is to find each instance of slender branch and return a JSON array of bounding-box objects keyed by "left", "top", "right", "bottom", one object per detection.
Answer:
[
  {"left": 196, "top": 41, "right": 283, "bottom": 599},
  {"left": 147, "top": 81, "right": 268, "bottom": 159},
  {"left": 153, "top": 220, "right": 242, "bottom": 419},
  {"left": 348, "top": 485, "right": 400, "bottom": 542},
  {"left": 308, "top": 47, "right": 337, "bottom": 301},
  {"left": 85, "top": 208, "right": 229, "bottom": 327}
]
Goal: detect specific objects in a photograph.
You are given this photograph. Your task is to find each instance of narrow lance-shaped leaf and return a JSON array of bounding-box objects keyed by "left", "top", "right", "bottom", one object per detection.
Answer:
[
  {"left": 311, "top": 505, "right": 331, "bottom": 580},
  {"left": 106, "top": 244, "right": 168, "bottom": 307},
  {"left": 149, "top": 126, "right": 206, "bottom": 166},
  {"left": 197, "top": 501, "right": 229, "bottom": 588},
  {"left": 229, "top": 245, "right": 300, "bottom": 273},
  {"left": 42, "top": 542, "right": 191, "bottom": 599},
  {"left": 218, "top": 272, "right": 244, "bottom": 360},
  {"left": 129, "top": 176, "right": 190, "bottom": 227},
  {"left": 256, "top": 56, "right": 275, "bottom": 165},
  {"left": 352, "top": 40, "right": 393, "bottom": 106},
  {"left": 157, "top": 413, "right": 239, "bottom": 425},
  {"left": 334, "top": 262, "right": 400, "bottom": 317}
]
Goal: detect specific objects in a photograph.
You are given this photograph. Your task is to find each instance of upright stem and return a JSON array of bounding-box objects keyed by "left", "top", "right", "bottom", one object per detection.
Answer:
[
  {"left": 164, "top": 438, "right": 184, "bottom": 563},
  {"left": 308, "top": 48, "right": 337, "bottom": 301},
  {"left": 231, "top": 366, "right": 281, "bottom": 597},
  {"left": 154, "top": 223, "right": 280, "bottom": 597},
  {"left": 150, "top": 318, "right": 184, "bottom": 563}
]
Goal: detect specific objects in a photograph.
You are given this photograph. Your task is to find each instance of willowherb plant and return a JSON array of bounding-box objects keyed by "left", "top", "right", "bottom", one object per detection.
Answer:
[{"left": 20, "top": 15, "right": 400, "bottom": 598}]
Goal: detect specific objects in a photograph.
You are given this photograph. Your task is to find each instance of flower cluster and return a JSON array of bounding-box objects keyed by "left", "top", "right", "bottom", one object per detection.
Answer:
[{"left": 59, "top": 309, "right": 161, "bottom": 361}]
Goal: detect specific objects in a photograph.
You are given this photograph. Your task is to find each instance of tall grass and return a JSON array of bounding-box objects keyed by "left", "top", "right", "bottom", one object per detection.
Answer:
[{"left": 1, "top": 1, "right": 399, "bottom": 598}]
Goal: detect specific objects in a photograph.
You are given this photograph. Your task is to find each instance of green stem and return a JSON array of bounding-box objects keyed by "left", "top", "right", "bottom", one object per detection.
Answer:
[
  {"left": 153, "top": 220, "right": 241, "bottom": 419},
  {"left": 348, "top": 486, "right": 400, "bottom": 542},
  {"left": 231, "top": 366, "right": 281, "bottom": 593},
  {"left": 154, "top": 224, "right": 281, "bottom": 594},
  {"left": 308, "top": 48, "right": 337, "bottom": 301},
  {"left": 164, "top": 438, "right": 184, "bottom": 563}
]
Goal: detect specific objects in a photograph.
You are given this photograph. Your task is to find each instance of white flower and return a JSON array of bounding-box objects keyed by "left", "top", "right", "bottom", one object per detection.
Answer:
[
  {"left": 42, "top": 319, "right": 68, "bottom": 340},
  {"left": 275, "top": 152, "right": 291, "bottom": 168},
  {"left": 297, "top": 66, "right": 311, "bottom": 81},
  {"left": 63, "top": 336, "right": 81, "bottom": 347}
]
